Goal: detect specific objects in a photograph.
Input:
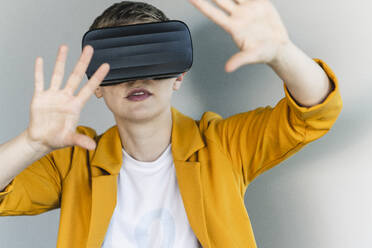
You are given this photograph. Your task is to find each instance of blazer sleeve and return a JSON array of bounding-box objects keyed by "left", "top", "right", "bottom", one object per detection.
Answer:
[
  {"left": 0, "top": 147, "right": 73, "bottom": 216},
  {"left": 0, "top": 126, "right": 95, "bottom": 216},
  {"left": 204, "top": 58, "right": 343, "bottom": 188}
]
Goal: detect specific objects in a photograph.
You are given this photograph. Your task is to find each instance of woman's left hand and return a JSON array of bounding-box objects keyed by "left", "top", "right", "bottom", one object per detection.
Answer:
[{"left": 188, "top": 0, "right": 291, "bottom": 72}]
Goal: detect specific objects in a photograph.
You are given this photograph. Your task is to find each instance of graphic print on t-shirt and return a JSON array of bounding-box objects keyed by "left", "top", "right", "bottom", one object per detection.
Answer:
[{"left": 134, "top": 208, "right": 175, "bottom": 247}]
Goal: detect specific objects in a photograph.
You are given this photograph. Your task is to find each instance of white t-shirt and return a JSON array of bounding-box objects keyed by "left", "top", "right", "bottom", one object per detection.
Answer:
[{"left": 102, "top": 143, "right": 202, "bottom": 248}]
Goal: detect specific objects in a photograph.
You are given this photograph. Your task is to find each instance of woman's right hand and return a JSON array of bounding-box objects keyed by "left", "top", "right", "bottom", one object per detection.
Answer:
[{"left": 25, "top": 44, "right": 110, "bottom": 153}]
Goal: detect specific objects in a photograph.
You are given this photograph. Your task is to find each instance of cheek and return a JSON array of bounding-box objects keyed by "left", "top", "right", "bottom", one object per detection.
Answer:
[
  {"left": 102, "top": 90, "right": 123, "bottom": 109},
  {"left": 154, "top": 81, "right": 174, "bottom": 96}
]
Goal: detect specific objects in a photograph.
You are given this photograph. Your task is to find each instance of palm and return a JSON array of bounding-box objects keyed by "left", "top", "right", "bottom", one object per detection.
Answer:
[{"left": 29, "top": 90, "right": 82, "bottom": 149}]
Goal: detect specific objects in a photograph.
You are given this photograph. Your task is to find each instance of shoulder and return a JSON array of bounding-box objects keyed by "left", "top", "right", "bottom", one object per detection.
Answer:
[
  {"left": 197, "top": 108, "right": 264, "bottom": 129},
  {"left": 197, "top": 110, "right": 222, "bottom": 130}
]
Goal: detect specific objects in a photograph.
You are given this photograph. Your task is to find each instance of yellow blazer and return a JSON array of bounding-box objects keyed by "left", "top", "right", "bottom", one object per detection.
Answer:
[{"left": 0, "top": 59, "right": 342, "bottom": 248}]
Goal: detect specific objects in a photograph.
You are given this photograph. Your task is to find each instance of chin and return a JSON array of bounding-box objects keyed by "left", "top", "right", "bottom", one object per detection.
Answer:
[{"left": 116, "top": 106, "right": 160, "bottom": 123}]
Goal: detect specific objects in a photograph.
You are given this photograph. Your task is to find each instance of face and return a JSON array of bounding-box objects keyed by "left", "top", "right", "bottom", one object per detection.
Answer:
[{"left": 94, "top": 73, "right": 186, "bottom": 124}]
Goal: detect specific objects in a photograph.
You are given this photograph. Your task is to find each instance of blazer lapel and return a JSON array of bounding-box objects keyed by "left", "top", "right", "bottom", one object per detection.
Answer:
[
  {"left": 86, "top": 174, "right": 118, "bottom": 247},
  {"left": 174, "top": 160, "right": 210, "bottom": 248},
  {"left": 87, "top": 125, "right": 123, "bottom": 247},
  {"left": 170, "top": 107, "right": 211, "bottom": 248},
  {"left": 86, "top": 106, "right": 210, "bottom": 248}
]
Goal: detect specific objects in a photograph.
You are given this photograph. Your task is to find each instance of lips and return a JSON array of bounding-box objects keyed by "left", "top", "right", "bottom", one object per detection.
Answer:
[{"left": 126, "top": 88, "right": 152, "bottom": 98}]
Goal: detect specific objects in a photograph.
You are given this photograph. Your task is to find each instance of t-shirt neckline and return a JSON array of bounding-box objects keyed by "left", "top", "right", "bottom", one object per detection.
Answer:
[{"left": 122, "top": 143, "right": 172, "bottom": 168}]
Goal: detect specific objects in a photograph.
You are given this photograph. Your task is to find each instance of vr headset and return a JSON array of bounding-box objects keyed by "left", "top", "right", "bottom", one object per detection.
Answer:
[{"left": 82, "top": 20, "right": 193, "bottom": 86}]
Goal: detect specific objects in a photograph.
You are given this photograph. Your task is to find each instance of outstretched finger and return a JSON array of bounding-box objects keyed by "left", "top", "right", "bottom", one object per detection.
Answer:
[
  {"left": 77, "top": 63, "right": 110, "bottom": 105},
  {"left": 189, "top": 0, "right": 232, "bottom": 33},
  {"left": 71, "top": 133, "right": 97, "bottom": 150},
  {"left": 34, "top": 56, "right": 44, "bottom": 93},
  {"left": 225, "top": 49, "right": 260, "bottom": 72},
  {"left": 211, "top": 0, "right": 237, "bottom": 15},
  {"left": 49, "top": 44, "right": 68, "bottom": 91},
  {"left": 64, "top": 45, "right": 94, "bottom": 95},
  {"left": 65, "top": 131, "right": 97, "bottom": 150}
]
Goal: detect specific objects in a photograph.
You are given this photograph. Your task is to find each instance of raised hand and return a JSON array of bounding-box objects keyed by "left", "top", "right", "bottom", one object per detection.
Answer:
[
  {"left": 26, "top": 44, "right": 110, "bottom": 152},
  {"left": 188, "top": 0, "right": 291, "bottom": 72}
]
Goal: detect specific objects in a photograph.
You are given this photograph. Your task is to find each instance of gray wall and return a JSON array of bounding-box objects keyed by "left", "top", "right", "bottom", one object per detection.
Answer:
[{"left": 0, "top": 0, "right": 370, "bottom": 247}]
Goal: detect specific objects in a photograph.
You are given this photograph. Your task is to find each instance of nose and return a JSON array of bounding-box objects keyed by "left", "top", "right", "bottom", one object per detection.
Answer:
[{"left": 126, "top": 79, "right": 149, "bottom": 87}]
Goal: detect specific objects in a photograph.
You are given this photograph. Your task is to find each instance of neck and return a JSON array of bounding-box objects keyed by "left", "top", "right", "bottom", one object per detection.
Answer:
[{"left": 115, "top": 107, "right": 172, "bottom": 162}]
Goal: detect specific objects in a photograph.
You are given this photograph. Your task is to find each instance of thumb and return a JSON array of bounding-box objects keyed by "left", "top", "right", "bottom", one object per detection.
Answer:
[
  {"left": 70, "top": 133, "right": 97, "bottom": 150},
  {"left": 225, "top": 50, "right": 261, "bottom": 73}
]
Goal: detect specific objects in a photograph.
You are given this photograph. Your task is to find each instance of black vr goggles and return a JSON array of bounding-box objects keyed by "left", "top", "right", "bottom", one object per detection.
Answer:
[{"left": 82, "top": 20, "right": 193, "bottom": 86}]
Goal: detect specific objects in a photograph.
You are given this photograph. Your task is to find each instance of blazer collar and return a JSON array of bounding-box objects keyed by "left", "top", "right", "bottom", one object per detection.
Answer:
[{"left": 90, "top": 106, "right": 205, "bottom": 174}]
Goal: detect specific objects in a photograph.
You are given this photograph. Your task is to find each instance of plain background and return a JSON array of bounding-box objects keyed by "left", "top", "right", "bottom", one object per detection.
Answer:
[{"left": 0, "top": 0, "right": 371, "bottom": 247}]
